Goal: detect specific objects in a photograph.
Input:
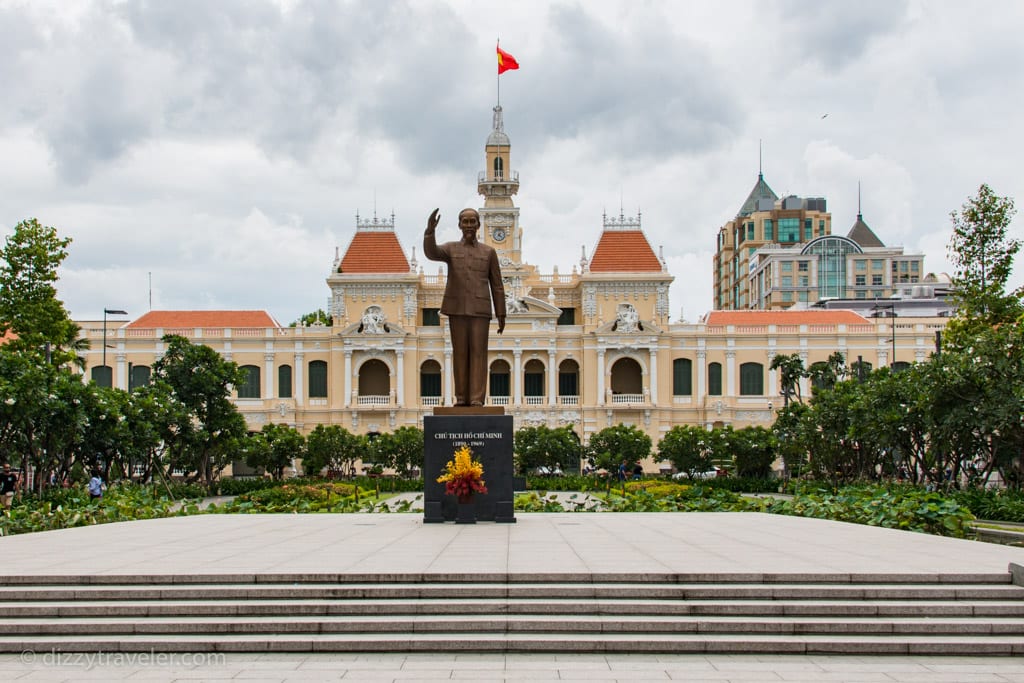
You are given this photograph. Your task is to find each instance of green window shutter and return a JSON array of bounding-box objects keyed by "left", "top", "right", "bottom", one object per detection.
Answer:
[
  {"left": 308, "top": 360, "right": 328, "bottom": 398},
  {"left": 524, "top": 373, "right": 544, "bottom": 397},
  {"left": 489, "top": 372, "right": 510, "bottom": 397},
  {"left": 708, "top": 363, "right": 722, "bottom": 396},
  {"left": 672, "top": 358, "right": 692, "bottom": 396},
  {"left": 238, "top": 365, "right": 261, "bottom": 399},
  {"left": 420, "top": 371, "right": 441, "bottom": 397},
  {"left": 739, "top": 362, "right": 764, "bottom": 395},
  {"left": 278, "top": 365, "right": 292, "bottom": 398}
]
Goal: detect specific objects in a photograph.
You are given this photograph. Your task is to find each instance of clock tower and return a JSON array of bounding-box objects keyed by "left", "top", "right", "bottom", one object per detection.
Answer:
[{"left": 478, "top": 105, "right": 523, "bottom": 266}]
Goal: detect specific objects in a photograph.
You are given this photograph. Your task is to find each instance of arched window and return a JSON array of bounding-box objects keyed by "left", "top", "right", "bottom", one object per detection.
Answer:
[
  {"left": 238, "top": 365, "right": 261, "bottom": 399},
  {"left": 489, "top": 359, "right": 511, "bottom": 397},
  {"left": 278, "top": 365, "right": 292, "bottom": 398},
  {"left": 91, "top": 365, "right": 112, "bottom": 388},
  {"left": 891, "top": 361, "right": 911, "bottom": 372},
  {"left": 708, "top": 362, "right": 722, "bottom": 396},
  {"left": 420, "top": 360, "right": 442, "bottom": 398},
  {"left": 493, "top": 156, "right": 504, "bottom": 179},
  {"left": 672, "top": 358, "right": 692, "bottom": 396},
  {"left": 358, "top": 359, "right": 390, "bottom": 396},
  {"left": 308, "top": 360, "right": 328, "bottom": 398},
  {"left": 739, "top": 362, "right": 764, "bottom": 395},
  {"left": 523, "top": 359, "right": 545, "bottom": 398},
  {"left": 610, "top": 357, "right": 643, "bottom": 395},
  {"left": 129, "top": 365, "right": 150, "bottom": 390}
]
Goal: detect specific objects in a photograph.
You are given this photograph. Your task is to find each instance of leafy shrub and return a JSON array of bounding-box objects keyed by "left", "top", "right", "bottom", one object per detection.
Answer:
[
  {"left": 0, "top": 485, "right": 191, "bottom": 537},
  {"left": 766, "top": 485, "right": 974, "bottom": 537},
  {"left": 954, "top": 488, "right": 1024, "bottom": 523},
  {"left": 209, "top": 482, "right": 375, "bottom": 513}
]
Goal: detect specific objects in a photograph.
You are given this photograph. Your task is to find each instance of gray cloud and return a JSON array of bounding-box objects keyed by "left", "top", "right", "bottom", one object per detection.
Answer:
[{"left": 771, "top": 0, "right": 910, "bottom": 70}]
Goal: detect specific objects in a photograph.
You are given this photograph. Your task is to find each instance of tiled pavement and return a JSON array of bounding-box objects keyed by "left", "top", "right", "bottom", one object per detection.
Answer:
[
  {"left": 2, "top": 511, "right": 1024, "bottom": 681},
  {"left": 4, "top": 652, "right": 1024, "bottom": 682}
]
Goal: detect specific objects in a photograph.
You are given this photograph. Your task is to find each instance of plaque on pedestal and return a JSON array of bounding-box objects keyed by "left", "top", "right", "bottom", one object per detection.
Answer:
[{"left": 423, "top": 414, "right": 516, "bottom": 523}]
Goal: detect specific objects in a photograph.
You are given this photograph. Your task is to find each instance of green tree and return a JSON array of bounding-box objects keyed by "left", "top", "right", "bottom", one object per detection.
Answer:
[
  {"left": 372, "top": 426, "right": 424, "bottom": 476},
  {"left": 772, "top": 402, "right": 809, "bottom": 478},
  {"left": 726, "top": 426, "right": 776, "bottom": 478},
  {"left": 290, "top": 309, "right": 331, "bottom": 327},
  {"left": 769, "top": 353, "right": 805, "bottom": 406},
  {"left": 305, "top": 424, "right": 363, "bottom": 476},
  {"left": 808, "top": 351, "right": 846, "bottom": 394},
  {"left": 657, "top": 425, "right": 714, "bottom": 479},
  {"left": 946, "top": 183, "right": 1020, "bottom": 334},
  {"left": 245, "top": 423, "right": 306, "bottom": 480},
  {"left": 585, "top": 424, "right": 651, "bottom": 472},
  {"left": 513, "top": 425, "right": 580, "bottom": 475},
  {"left": 0, "top": 218, "right": 82, "bottom": 366},
  {"left": 151, "top": 335, "right": 249, "bottom": 487}
]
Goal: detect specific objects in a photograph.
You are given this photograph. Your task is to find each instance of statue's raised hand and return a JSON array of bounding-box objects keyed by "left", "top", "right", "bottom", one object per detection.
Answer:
[{"left": 426, "top": 208, "right": 440, "bottom": 233}]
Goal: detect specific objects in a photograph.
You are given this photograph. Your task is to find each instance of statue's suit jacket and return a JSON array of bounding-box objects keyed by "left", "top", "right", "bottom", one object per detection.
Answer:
[{"left": 423, "top": 234, "right": 507, "bottom": 320}]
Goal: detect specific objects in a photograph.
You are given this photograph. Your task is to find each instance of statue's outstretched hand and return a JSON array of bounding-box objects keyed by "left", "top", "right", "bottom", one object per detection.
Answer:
[
  {"left": 426, "top": 208, "right": 440, "bottom": 233},
  {"left": 497, "top": 316, "right": 506, "bottom": 334}
]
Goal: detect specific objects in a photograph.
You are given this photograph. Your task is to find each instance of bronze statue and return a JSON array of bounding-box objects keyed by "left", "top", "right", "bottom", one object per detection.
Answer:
[{"left": 424, "top": 208, "right": 506, "bottom": 406}]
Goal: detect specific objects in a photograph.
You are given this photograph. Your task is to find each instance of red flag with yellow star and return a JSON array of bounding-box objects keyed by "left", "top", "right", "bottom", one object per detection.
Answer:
[{"left": 497, "top": 45, "right": 519, "bottom": 74}]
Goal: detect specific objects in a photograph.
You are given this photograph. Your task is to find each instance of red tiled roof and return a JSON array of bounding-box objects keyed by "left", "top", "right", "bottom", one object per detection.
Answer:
[
  {"left": 704, "top": 310, "right": 869, "bottom": 325},
  {"left": 127, "top": 311, "right": 280, "bottom": 328},
  {"left": 339, "top": 231, "right": 410, "bottom": 273},
  {"left": 589, "top": 230, "right": 662, "bottom": 272}
]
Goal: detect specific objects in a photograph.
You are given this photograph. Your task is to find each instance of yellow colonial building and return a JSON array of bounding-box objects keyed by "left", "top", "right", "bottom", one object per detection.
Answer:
[{"left": 78, "top": 105, "right": 948, "bottom": 471}]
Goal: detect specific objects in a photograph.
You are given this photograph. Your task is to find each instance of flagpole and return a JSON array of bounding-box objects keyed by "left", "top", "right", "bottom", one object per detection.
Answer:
[{"left": 496, "top": 38, "right": 500, "bottom": 107}]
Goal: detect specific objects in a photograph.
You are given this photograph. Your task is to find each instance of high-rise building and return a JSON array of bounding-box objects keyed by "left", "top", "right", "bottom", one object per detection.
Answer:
[{"left": 713, "top": 172, "right": 831, "bottom": 310}]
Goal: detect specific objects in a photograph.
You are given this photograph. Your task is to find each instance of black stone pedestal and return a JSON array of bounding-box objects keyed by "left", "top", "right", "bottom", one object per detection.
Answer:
[{"left": 423, "top": 414, "right": 516, "bottom": 523}]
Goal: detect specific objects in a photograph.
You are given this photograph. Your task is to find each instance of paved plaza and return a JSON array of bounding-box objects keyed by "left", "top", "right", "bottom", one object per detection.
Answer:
[{"left": 1, "top": 512, "right": 1024, "bottom": 681}]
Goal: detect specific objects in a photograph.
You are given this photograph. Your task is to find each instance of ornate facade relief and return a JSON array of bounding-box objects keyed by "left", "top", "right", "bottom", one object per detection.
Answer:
[
  {"left": 614, "top": 303, "right": 640, "bottom": 333},
  {"left": 360, "top": 306, "right": 387, "bottom": 333},
  {"left": 330, "top": 285, "right": 346, "bottom": 320}
]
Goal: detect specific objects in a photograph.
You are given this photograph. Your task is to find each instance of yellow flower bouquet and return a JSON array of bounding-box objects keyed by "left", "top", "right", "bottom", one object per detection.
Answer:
[{"left": 437, "top": 445, "right": 488, "bottom": 503}]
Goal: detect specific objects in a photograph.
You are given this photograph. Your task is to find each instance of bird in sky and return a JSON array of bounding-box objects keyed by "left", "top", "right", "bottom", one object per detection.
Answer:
[{"left": 821, "top": 113, "right": 829, "bottom": 119}]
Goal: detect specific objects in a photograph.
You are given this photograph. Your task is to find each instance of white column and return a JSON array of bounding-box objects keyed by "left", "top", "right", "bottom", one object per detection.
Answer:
[
  {"left": 294, "top": 353, "right": 305, "bottom": 405},
  {"left": 343, "top": 351, "right": 353, "bottom": 408},
  {"left": 395, "top": 350, "right": 404, "bottom": 407},
  {"left": 443, "top": 349, "right": 453, "bottom": 406},
  {"left": 726, "top": 350, "right": 736, "bottom": 397},
  {"left": 648, "top": 347, "right": 658, "bottom": 404},
  {"left": 513, "top": 351, "right": 523, "bottom": 406},
  {"left": 116, "top": 353, "right": 127, "bottom": 389},
  {"left": 264, "top": 352, "right": 275, "bottom": 399},
  {"left": 696, "top": 350, "right": 706, "bottom": 399},
  {"left": 547, "top": 349, "right": 557, "bottom": 405},
  {"left": 767, "top": 350, "right": 777, "bottom": 399},
  {"left": 596, "top": 349, "right": 606, "bottom": 405}
]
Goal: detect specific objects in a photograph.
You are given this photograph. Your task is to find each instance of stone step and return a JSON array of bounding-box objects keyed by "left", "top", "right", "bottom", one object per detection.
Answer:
[
  {"left": 2, "top": 598, "right": 1022, "bottom": 618},
  {"left": 0, "top": 632, "right": 1020, "bottom": 655},
  {"left": 2, "top": 614, "right": 1023, "bottom": 636},
  {"left": 1, "top": 582, "right": 1021, "bottom": 601},
  {"left": 0, "top": 572, "right": 1009, "bottom": 585}
]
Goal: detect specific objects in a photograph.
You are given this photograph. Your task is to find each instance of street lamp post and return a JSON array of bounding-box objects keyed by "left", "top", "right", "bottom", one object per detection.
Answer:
[
  {"left": 871, "top": 303, "right": 897, "bottom": 368},
  {"left": 102, "top": 308, "right": 127, "bottom": 387}
]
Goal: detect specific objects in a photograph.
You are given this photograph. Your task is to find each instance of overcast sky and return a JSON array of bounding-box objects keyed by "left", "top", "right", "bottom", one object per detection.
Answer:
[{"left": 2, "top": 0, "right": 1022, "bottom": 325}]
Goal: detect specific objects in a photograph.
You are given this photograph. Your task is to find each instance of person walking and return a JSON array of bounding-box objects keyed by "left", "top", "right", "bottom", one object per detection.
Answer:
[
  {"left": 0, "top": 463, "right": 18, "bottom": 511},
  {"left": 88, "top": 469, "right": 106, "bottom": 501}
]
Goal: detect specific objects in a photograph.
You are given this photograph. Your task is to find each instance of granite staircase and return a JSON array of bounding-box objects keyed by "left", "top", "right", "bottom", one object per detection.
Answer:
[{"left": 1, "top": 571, "right": 1022, "bottom": 654}]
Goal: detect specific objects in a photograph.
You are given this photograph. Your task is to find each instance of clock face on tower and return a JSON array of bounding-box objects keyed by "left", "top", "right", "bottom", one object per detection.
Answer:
[{"left": 492, "top": 227, "right": 507, "bottom": 242}]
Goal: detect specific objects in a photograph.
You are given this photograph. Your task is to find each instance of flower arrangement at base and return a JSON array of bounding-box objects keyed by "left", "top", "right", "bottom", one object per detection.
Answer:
[{"left": 437, "top": 445, "right": 488, "bottom": 503}]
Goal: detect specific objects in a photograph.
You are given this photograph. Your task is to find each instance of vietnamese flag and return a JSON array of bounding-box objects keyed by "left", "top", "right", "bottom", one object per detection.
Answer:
[{"left": 497, "top": 44, "right": 519, "bottom": 74}]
